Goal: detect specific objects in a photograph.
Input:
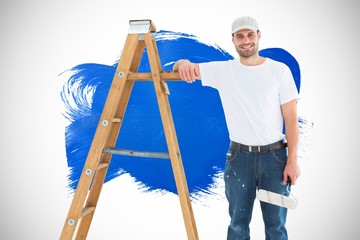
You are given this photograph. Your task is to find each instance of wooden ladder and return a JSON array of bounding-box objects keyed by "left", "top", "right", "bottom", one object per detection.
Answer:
[{"left": 60, "top": 19, "right": 198, "bottom": 240}]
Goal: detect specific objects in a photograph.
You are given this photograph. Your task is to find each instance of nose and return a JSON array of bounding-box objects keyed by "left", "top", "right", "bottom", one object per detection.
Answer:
[{"left": 242, "top": 36, "right": 250, "bottom": 43}]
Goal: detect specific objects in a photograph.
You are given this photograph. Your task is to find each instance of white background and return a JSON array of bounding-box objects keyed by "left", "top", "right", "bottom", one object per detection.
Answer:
[{"left": 1, "top": 0, "right": 359, "bottom": 239}]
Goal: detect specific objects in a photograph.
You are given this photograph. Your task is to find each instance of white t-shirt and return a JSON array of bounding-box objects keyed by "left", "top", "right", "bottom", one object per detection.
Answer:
[{"left": 199, "top": 58, "right": 299, "bottom": 145}]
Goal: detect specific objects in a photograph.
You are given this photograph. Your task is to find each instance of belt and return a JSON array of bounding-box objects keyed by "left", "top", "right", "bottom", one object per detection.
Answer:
[{"left": 230, "top": 140, "right": 287, "bottom": 152}]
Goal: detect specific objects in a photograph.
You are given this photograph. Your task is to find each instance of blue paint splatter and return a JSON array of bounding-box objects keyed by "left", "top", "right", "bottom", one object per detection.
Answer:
[{"left": 59, "top": 30, "right": 301, "bottom": 196}]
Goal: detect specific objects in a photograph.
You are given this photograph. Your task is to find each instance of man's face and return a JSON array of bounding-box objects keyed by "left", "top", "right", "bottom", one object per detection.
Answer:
[{"left": 232, "top": 29, "right": 261, "bottom": 58}]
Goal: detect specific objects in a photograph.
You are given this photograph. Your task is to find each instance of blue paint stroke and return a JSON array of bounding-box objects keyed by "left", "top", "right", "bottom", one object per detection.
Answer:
[
  {"left": 259, "top": 48, "right": 301, "bottom": 93},
  {"left": 60, "top": 30, "right": 302, "bottom": 196}
]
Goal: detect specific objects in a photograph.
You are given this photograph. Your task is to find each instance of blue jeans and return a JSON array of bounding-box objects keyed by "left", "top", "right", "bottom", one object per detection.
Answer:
[{"left": 224, "top": 143, "right": 290, "bottom": 240}]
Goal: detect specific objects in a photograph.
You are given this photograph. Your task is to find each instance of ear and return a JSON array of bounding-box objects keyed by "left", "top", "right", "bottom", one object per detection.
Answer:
[{"left": 257, "top": 30, "right": 262, "bottom": 40}]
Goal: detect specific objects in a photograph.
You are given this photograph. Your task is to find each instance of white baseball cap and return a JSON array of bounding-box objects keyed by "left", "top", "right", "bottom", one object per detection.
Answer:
[{"left": 231, "top": 16, "right": 259, "bottom": 34}]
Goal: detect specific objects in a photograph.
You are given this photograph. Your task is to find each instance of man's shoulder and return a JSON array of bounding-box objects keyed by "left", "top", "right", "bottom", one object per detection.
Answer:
[
  {"left": 199, "top": 59, "right": 236, "bottom": 70},
  {"left": 200, "top": 58, "right": 236, "bottom": 65},
  {"left": 265, "top": 58, "right": 291, "bottom": 72},
  {"left": 266, "top": 57, "right": 285, "bottom": 66}
]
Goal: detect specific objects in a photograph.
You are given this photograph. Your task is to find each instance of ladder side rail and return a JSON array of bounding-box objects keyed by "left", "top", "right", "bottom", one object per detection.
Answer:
[
  {"left": 75, "top": 38, "right": 146, "bottom": 239},
  {"left": 144, "top": 32, "right": 199, "bottom": 240},
  {"left": 60, "top": 33, "right": 142, "bottom": 240},
  {"left": 75, "top": 80, "right": 134, "bottom": 239}
]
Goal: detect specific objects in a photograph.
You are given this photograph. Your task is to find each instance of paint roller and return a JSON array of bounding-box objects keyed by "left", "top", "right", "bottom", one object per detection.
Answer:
[{"left": 256, "top": 180, "right": 298, "bottom": 210}]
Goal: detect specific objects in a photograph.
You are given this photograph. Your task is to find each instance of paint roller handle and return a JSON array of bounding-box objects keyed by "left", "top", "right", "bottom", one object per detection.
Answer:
[{"left": 287, "top": 176, "right": 292, "bottom": 185}]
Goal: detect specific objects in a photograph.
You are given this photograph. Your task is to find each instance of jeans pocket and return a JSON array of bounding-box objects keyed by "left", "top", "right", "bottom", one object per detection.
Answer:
[
  {"left": 226, "top": 147, "right": 238, "bottom": 162},
  {"left": 271, "top": 148, "right": 288, "bottom": 163},
  {"left": 224, "top": 147, "right": 239, "bottom": 183}
]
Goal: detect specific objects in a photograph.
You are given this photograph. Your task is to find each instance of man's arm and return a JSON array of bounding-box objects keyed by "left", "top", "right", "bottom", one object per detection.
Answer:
[
  {"left": 281, "top": 99, "right": 301, "bottom": 185},
  {"left": 173, "top": 59, "right": 201, "bottom": 83}
]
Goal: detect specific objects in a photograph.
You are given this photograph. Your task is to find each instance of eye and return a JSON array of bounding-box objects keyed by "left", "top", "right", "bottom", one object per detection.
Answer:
[{"left": 248, "top": 33, "right": 256, "bottom": 38}]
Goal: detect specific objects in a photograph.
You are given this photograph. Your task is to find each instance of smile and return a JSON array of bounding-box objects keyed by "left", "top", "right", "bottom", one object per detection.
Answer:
[{"left": 241, "top": 44, "right": 254, "bottom": 50}]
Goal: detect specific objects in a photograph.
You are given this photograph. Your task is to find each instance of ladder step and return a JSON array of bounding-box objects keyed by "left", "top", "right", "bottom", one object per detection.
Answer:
[
  {"left": 103, "top": 147, "right": 170, "bottom": 159},
  {"left": 80, "top": 206, "right": 95, "bottom": 219},
  {"left": 112, "top": 118, "right": 121, "bottom": 123},
  {"left": 97, "top": 163, "right": 109, "bottom": 170},
  {"left": 127, "top": 72, "right": 181, "bottom": 81}
]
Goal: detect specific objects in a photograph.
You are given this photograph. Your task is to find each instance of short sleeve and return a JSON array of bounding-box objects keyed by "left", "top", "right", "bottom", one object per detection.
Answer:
[
  {"left": 199, "top": 61, "right": 227, "bottom": 89},
  {"left": 279, "top": 65, "right": 300, "bottom": 104}
]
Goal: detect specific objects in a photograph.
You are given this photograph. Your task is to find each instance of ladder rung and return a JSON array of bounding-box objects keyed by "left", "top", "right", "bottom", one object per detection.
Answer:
[
  {"left": 112, "top": 118, "right": 121, "bottom": 123},
  {"left": 103, "top": 147, "right": 170, "bottom": 159},
  {"left": 97, "top": 163, "right": 109, "bottom": 170},
  {"left": 127, "top": 72, "right": 181, "bottom": 81},
  {"left": 80, "top": 206, "right": 95, "bottom": 219}
]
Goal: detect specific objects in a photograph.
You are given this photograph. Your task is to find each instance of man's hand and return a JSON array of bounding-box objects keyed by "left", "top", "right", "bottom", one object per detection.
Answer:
[
  {"left": 283, "top": 158, "right": 301, "bottom": 185},
  {"left": 174, "top": 59, "right": 201, "bottom": 83}
]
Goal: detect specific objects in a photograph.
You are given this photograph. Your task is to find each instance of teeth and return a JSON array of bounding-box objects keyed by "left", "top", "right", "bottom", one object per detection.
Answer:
[{"left": 242, "top": 44, "right": 252, "bottom": 49}]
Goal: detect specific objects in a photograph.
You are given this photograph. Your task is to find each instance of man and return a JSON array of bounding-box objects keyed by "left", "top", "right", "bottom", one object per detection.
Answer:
[{"left": 173, "top": 16, "right": 301, "bottom": 239}]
